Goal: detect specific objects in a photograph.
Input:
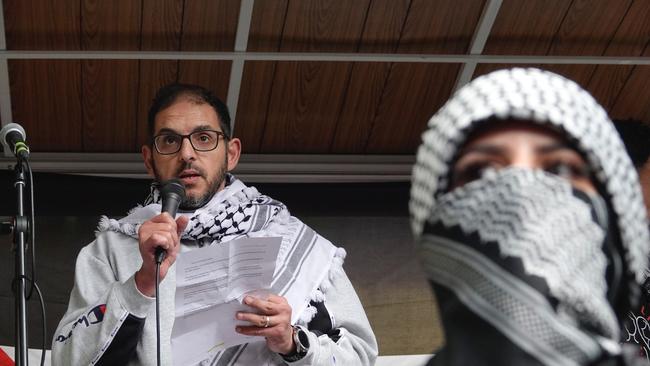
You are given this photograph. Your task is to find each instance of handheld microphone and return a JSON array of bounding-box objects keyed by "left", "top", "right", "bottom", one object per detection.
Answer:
[
  {"left": 0, "top": 123, "right": 30, "bottom": 159},
  {"left": 155, "top": 179, "right": 186, "bottom": 264}
]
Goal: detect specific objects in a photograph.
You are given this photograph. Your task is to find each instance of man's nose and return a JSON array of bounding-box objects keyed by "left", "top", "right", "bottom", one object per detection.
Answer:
[{"left": 178, "top": 137, "right": 196, "bottom": 162}]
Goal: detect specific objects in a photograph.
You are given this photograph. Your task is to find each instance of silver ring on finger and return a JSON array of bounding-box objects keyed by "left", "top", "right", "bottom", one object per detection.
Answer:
[{"left": 263, "top": 315, "right": 270, "bottom": 328}]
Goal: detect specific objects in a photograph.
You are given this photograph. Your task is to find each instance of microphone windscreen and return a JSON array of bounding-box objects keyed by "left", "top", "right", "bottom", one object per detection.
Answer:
[{"left": 160, "top": 179, "right": 186, "bottom": 217}]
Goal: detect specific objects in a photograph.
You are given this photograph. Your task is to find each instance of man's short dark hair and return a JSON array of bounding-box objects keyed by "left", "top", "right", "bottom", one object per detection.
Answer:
[
  {"left": 147, "top": 83, "right": 232, "bottom": 141},
  {"left": 613, "top": 119, "right": 650, "bottom": 169}
]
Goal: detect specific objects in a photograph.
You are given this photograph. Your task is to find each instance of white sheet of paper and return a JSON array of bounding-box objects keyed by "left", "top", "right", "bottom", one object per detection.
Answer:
[{"left": 171, "top": 236, "right": 282, "bottom": 366}]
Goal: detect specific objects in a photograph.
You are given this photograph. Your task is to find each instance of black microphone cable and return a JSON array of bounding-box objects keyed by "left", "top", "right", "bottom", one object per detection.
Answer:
[
  {"left": 154, "top": 179, "right": 185, "bottom": 366},
  {"left": 155, "top": 256, "right": 163, "bottom": 366}
]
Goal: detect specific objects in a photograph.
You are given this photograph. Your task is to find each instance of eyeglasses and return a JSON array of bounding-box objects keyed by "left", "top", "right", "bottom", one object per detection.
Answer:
[{"left": 153, "top": 130, "right": 225, "bottom": 155}]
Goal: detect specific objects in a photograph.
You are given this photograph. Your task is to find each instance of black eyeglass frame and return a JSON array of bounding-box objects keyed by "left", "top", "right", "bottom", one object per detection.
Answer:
[{"left": 152, "top": 130, "right": 226, "bottom": 155}]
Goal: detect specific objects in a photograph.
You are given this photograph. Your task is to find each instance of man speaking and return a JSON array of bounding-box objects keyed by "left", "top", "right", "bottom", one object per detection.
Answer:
[{"left": 51, "top": 84, "right": 377, "bottom": 365}]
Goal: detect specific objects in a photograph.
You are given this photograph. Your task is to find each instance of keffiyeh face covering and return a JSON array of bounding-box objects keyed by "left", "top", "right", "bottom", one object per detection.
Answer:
[{"left": 410, "top": 68, "right": 650, "bottom": 365}]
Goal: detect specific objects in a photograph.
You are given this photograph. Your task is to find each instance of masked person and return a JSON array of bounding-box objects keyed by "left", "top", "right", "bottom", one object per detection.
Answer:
[
  {"left": 52, "top": 84, "right": 377, "bottom": 365},
  {"left": 410, "top": 68, "right": 650, "bottom": 365}
]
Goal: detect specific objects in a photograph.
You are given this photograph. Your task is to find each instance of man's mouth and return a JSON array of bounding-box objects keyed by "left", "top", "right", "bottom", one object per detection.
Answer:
[{"left": 178, "top": 170, "right": 202, "bottom": 184}]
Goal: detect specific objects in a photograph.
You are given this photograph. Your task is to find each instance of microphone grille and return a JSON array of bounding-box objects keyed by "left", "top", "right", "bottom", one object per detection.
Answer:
[
  {"left": 160, "top": 178, "right": 186, "bottom": 199},
  {"left": 0, "top": 123, "right": 26, "bottom": 151}
]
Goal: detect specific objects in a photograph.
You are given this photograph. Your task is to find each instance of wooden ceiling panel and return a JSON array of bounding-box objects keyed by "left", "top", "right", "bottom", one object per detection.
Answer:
[
  {"left": 4, "top": 0, "right": 80, "bottom": 50},
  {"left": 141, "top": 0, "right": 183, "bottom": 51},
  {"left": 9, "top": 60, "right": 83, "bottom": 151},
  {"left": 82, "top": 60, "right": 139, "bottom": 152},
  {"left": 366, "top": 0, "right": 485, "bottom": 154},
  {"left": 136, "top": 0, "right": 184, "bottom": 147},
  {"left": 476, "top": 0, "right": 571, "bottom": 77},
  {"left": 611, "top": 64, "right": 650, "bottom": 123},
  {"left": 81, "top": 1, "right": 141, "bottom": 152},
  {"left": 136, "top": 61, "right": 180, "bottom": 147},
  {"left": 260, "top": 0, "right": 371, "bottom": 153},
  {"left": 331, "top": 0, "right": 411, "bottom": 153},
  {"left": 365, "top": 63, "right": 461, "bottom": 154},
  {"left": 235, "top": 0, "right": 288, "bottom": 153},
  {"left": 177, "top": 0, "right": 239, "bottom": 145},
  {"left": 246, "top": 0, "right": 289, "bottom": 52},
  {"left": 81, "top": 0, "right": 141, "bottom": 51},
  {"left": 586, "top": 0, "right": 650, "bottom": 109},
  {"left": 235, "top": 61, "right": 278, "bottom": 153},
  {"left": 483, "top": 0, "right": 571, "bottom": 55},
  {"left": 4, "top": 1, "right": 82, "bottom": 152},
  {"left": 278, "top": 0, "right": 370, "bottom": 52},
  {"left": 180, "top": 0, "right": 240, "bottom": 51},
  {"left": 397, "top": 0, "right": 485, "bottom": 54},
  {"left": 177, "top": 61, "right": 231, "bottom": 105},
  {"left": 541, "top": 0, "right": 632, "bottom": 87},
  {"left": 2, "top": 0, "right": 649, "bottom": 157},
  {"left": 548, "top": 0, "right": 632, "bottom": 56},
  {"left": 260, "top": 62, "right": 355, "bottom": 153},
  {"left": 477, "top": 0, "right": 633, "bottom": 86}
]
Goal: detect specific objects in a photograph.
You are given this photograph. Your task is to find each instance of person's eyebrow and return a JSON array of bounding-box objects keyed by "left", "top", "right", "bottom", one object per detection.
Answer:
[
  {"left": 458, "top": 144, "right": 506, "bottom": 156},
  {"left": 192, "top": 124, "right": 220, "bottom": 132},
  {"left": 156, "top": 127, "right": 180, "bottom": 135},
  {"left": 536, "top": 142, "right": 573, "bottom": 154},
  {"left": 156, "top": 125, "right": 219, "bottom": 135}
]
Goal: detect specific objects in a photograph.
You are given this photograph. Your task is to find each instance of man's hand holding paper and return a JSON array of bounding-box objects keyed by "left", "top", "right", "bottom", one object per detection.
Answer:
[
  {"left": 236, "top": 294, "right": 294, "bottom": 355},
  {"left": 171, "top": 236, "right": 283, "bottom": 366}
]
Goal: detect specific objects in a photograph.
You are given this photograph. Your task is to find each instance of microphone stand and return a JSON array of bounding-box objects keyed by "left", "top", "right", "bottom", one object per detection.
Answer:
[{"left": 2, "top": 161, "right": 30, "bottom": 366}]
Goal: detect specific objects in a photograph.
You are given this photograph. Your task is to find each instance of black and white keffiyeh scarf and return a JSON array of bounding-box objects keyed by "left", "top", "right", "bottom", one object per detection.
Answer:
[
  {"left": 103, "top": 174, "right": 287, "bottom": 246},
  {"left": 410, "top": 68, "right": 650, "bottom": 365},
  {"left": 98, "top": 174, "right": 345, "bottom": 365}
]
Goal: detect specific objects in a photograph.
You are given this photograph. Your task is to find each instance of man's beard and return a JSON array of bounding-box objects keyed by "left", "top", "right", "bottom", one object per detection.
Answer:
[{"left": 152, "top": 154, "right": 228, "bottom": 210}]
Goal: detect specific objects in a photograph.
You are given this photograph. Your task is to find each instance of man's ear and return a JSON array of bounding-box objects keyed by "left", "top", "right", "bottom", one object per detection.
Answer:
[
  {"left": 142, "top": 145, "right": 155, "bottom": 177},
  {"left": 226, "top": 138, "right": 241, "bottom": 172}
]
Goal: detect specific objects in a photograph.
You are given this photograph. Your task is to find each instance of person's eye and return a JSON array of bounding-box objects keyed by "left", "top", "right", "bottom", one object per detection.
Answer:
[
  {"left": 163, "top": 135, "right": 179, "bottom": 145},
  {"left": 545, "top": 161, "right": 590, "bottom": 179},
  {"left": 197, "top": 133, "right": 212, "bottom": 142},
  {"left": 452, "top": 161, "right": 499, "bottom": 187}
]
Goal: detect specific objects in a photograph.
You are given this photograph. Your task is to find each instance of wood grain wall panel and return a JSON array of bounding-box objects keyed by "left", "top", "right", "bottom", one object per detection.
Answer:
[
  {"left": 396, "top": 0, "right": 485, "bottom": 54},
  {"left": 4, "top": 0, "right": 81, "bottom": 50},
  {"left": 586, "top": 0, "right": 650, "bottom": 109},
  {"left": 260, "top": 0, "right": 371, "bottom": 153},
  {"left": 278, "top": 0, "right": 370, "bottom": 52},
  {"left": 81, "top": 0, "right": 142, "bottom": 51},
  {"left": 235, "top": 61, "right": 277, "bottom": 151},
  {"left": 9, "top": 60, "right": 83, "bottom": 151},
  {"left": 81, "top": 1, "right": 142, "bottom": 152},
  {"left": 365, "top": 0, "right": 484, "bottom": 154},
  {"left": 141, "top": 0, "right": 183, "bottom": 51},
  {"left": 177, "top": 61, "right": 232, "bottom": 105},
  {"left": 245, "top": 0, "right": 289, "bottom": 52},
  {"left": 136, "top": 0, "right": 184, "bottom": 147},
  {"left": 475, "top": 0, "right": 571, "bottom": 77},
  {"left": 261, "top": 62, "right": 356, "bottom": 153},
  {"left": 82, "top": 60, "right": 140, "bottom": 151},
  {"left": 611, "top": 61, "right": 650, "bottom": 122},
  {"left": 365, "top": 63, "right": 461, "bottom": 154},
  {"left": 177, "top": 0, "right": 239, "bottom": 140},
  {"left": 137, "top": 61, "right": 180, "bottom": 146},
  {"left": 180, "top": 0, "right": 240, "bottom": 51},
  {"left": 541, "top": 0, "right": 632, "bottom": 87},
  {"left": 235, "top": 0, "right": 288, "bottom": 152},
  {"left": 4, "top": 1, "right": 82, "bottom": 152},
  {"left": 331, "top": 0, "right": 411, "bottom": 153}
]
